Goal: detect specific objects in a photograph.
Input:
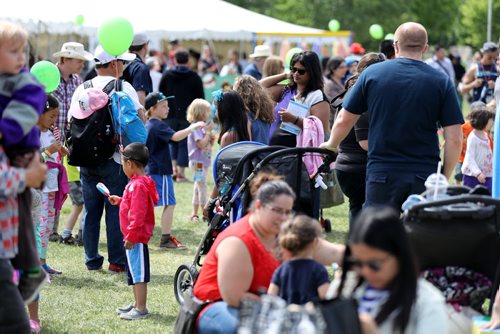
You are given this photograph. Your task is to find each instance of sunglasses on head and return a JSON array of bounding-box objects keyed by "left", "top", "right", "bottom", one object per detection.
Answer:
[
  {"left": 290, "top": 67, "right": 307, "bottom": 75},
  {"left": 347, "top": 255, "right": 390, "bottom": 272}
]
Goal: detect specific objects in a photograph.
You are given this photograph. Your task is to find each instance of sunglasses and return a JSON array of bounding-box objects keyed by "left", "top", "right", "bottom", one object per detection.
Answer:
[
  {"left": 265, "top": 205, "right": 295, "bottom": 217},
  {"left": 347, "top": 255, "right": 391, "bottom": 272},
  {"left": 290, "top": 67, "right": 307, "bottom": 75}
]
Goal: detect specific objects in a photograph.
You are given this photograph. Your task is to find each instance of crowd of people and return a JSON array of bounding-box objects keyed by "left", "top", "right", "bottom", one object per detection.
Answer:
[{"left": 0, "top": 17, "right": 499, "bottom": 334}]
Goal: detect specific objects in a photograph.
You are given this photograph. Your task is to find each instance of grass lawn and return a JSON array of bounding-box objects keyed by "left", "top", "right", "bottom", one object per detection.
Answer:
[{"left": 38, "top": 169, "right": 350, "bottom": 333}]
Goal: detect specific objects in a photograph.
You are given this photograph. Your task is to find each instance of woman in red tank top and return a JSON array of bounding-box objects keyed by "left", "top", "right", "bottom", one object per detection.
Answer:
[{"left": 194, "top": 179, "right": 345, "bottom": 334}]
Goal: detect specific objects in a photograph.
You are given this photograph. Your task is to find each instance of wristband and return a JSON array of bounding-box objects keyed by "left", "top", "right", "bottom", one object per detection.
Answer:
[
  {"left": 44, "top": 149, "right": 51, "bottom": 157},
  {"left": 323, "top": 144, "right": 337, "bottom": 151},
  {"left": 293, "top": 116, "right": 300, "bottom": 125},
  {"left": 41, "top": 152, "right": 49, "bottom": 161}
]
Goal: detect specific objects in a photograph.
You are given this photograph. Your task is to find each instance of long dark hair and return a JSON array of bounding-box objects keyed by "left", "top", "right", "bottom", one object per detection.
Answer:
[
  {"left": 215, "top": 90, "right": 250, "bottom": 144},
  {"left": 288, "top": 51, "right": 324, "bottom": 99},
  {"left": 337, "top": 207, "right": 418, "bottom": 333}
]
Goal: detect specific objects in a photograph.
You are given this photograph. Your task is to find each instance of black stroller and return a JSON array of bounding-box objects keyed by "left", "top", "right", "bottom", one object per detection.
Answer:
[
  {"left": 174, "top": 142, "right": 337, "bottom": 305},
  {"left": 402, "top": 186, "right": 500, "bottom": 315}
]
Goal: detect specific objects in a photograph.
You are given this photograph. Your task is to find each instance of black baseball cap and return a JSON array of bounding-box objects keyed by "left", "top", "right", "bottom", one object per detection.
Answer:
[{"left": 145, "top": 92, "right": 174, "bottom": 110}]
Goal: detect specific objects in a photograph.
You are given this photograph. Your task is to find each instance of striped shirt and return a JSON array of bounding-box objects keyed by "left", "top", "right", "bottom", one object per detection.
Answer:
[
  {"left": 52, "top": 71, "right": 82, "bottom": 142},
  {"left": 0, "top": 146, "right": 26, "bottom": 259}
]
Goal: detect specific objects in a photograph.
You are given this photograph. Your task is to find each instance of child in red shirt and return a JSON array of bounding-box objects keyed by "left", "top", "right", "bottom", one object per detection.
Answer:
[{"left": 109, "top": 143, "right": 159, "bottom": 320}]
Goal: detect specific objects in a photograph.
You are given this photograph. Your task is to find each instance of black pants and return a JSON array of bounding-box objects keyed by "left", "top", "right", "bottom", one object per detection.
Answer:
[
  {"left": 0, "top": 259, "right": 30, "bottom": 333},
  {"left": 336, "top": 169, "right": 366, "bottom": 229}
]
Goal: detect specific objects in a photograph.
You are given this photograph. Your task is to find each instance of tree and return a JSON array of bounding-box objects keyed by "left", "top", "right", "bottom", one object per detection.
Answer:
[{"left": 460, "top": 0, "right": 500, "bottom": 50}]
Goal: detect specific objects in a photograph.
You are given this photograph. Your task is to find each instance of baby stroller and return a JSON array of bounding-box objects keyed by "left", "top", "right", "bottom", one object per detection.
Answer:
[
  {"left": 402, "top": 186, "right": 500, "bottom": 316},
  {"left": 174, "top": 142, "right": 337, "bottom": 305}
]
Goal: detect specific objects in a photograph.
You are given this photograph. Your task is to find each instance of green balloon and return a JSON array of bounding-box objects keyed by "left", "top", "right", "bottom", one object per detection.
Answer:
[
  {"left": 385, "top": 33, "right": 395, "bottom": 40},
  {"left": 369, "top": 24, "right": 384, "bottom": 40},
  {"left": 75, "top": 14, "right": 84, "bottom": 26},
  {"left": 328, "top": 19, "right": 340, "bottom": 32},
  {"left": 98, "top": 17, "right": 134, "bottom": 56},
  {"left": 30, "top": 61, "right": 60, "bottom": 93},
  {"left": 285, "top": 47, "right": 303, "bottom": 69}
]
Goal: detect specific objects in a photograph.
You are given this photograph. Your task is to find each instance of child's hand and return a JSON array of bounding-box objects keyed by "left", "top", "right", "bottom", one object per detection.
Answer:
[
  {"left": 124, "top": 240, "right": 135, "bottom": 250},
  {"left": 58, "top": 146, "right": 69, "bottom": 157},
  {"left": 108, "top": 195, "right": 121, "bottom": 205},
  {"left": 477, "top": 173, "right": 486, "bottom": 184},
  {"left": 25, "top": 153, "right": 47, "bottom": 188},
  {"left": 47, "top": 141, "right": 62, "bottom": 154},
  {"left": 189, "top": 121, "right": 206, "bottom": 131},
  {"left": 205, "top": 121, "right": 214, "bottom": 132}
]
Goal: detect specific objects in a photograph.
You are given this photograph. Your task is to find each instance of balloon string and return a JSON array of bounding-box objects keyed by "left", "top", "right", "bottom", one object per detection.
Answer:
[{"left": 114, "top": 61, "right": 123, "bottom": 152}]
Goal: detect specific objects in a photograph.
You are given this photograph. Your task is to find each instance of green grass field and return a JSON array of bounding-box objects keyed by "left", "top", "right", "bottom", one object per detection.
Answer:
[{"left": 38, "top": 171, "right": 350, "bottom": 333}]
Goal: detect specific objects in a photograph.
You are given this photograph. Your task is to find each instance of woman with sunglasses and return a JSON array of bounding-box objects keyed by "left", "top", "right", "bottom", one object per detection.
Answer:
[
  {"left": 334, "top": 207, "right": 448, "bottom": 334},
  {"left": 194, "top": 180, "right": 344, "bottom": 333},
  {"left": 260, "top": 51, "right": 331, "bottom": 147}
]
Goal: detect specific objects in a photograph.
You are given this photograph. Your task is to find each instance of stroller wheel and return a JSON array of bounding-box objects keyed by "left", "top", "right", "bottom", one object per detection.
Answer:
[
  {"left": 174, "top": 263, "right": 199, "bottom": 305},
  {"left": 323, "top": 218, "right": 332, "bottom": 233}
]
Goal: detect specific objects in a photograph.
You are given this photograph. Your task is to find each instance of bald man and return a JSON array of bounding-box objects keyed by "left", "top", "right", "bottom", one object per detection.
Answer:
[{"left": 321, "top": 22, "right": 463, "bottom": 210}]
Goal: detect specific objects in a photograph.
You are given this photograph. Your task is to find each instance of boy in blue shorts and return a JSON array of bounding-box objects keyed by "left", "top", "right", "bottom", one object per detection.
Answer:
[
  {"left": 144, "top": 92, "right": 205, "bottom": 249},
  {"left": 109, "top": 143, "right": 159, "bottom": 320}
]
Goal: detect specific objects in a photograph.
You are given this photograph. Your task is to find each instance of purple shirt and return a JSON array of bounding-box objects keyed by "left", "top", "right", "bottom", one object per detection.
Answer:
[{"left": 188, "top": 128, "right": 211, "bottom": 167}]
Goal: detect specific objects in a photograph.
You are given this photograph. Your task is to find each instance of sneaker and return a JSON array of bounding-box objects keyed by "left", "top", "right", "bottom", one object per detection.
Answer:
[
  {"left": 41, "top": 264, "right": 62, "bottom": 275},
  {"left": 87, "top": 266, "right": 103, "bottom": 272},
  {"left": 175, "top": 175, "right": 189, "bottom": 182},
  {"left": 18, "top": 270, "right": 49, "bottom": 304},
  {"left": 120, "top": 307, "right": 149, "bottom": 320},
  {"left": 59, "top": 235, "right": 76, "bottom": 245},
  {"left": 48, "top": 232, "right": 60, "bottom": 242},
  {"left": 29, "top": 319, "right": 42, "bottom": 333},
  {"left": 116, "top": 304, "right": 134, "bottom": 315},
  {"left": 108, "top": 264, "right": 126, "bottom": 273},
  {"left": 74, "top": 235, "right": 84, "bottom": 246},
  {"left": 159, "top": 236, "right": 186, "bottom": 249},
  {"left": 190, "top": 215, "right": 200, "bottom": 222}
]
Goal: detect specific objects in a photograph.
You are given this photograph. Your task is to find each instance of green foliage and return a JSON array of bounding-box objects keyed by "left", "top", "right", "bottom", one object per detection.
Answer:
[
  {"left": 226, "top": 0, "right": 497, "bottom": 51},
  {"left": 460, "top": 0, "right": 500, "bottom": 49}
]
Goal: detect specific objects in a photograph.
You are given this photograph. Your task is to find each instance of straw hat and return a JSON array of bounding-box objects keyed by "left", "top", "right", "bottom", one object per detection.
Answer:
[
  {"left": 53, "top": 42, "right": 93, "bottom": 61},
  {"left": 249, "top": 45, "right": 272, "bottom": 58}
]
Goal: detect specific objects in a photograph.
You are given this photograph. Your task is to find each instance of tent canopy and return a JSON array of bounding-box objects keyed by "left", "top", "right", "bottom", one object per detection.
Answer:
[{"left": 1, "top": 0, "right": 327, "bottom": 41}]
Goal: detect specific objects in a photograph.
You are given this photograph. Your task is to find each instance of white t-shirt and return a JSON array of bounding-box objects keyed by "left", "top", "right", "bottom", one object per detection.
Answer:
[
  {"left": 294, "top": 89, "right": 325, "bottom": 116},
  {"left": 68, "top": 76, "right": 142, "bottom": 165},
  {"left": 40, "top": 130, "right": 59, "bottom": 192}
]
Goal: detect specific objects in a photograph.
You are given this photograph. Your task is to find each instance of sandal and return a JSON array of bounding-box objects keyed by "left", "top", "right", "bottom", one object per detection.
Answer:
[{"left": 190, "top": 215, "right": 200, "bottom": 222}]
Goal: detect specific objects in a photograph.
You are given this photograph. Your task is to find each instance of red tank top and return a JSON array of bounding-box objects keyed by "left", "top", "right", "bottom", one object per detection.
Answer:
[{"left": 194, "top": 214, "right": 280, "bottom": 301}]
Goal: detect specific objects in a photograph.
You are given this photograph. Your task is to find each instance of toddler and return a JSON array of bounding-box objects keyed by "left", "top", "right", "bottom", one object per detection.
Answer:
[
  {"left": 461, "top": 107, "right": 494, "bottom": 192},
  {"left": 110, "top": 143, "right": 159, "bottom": 320},
  {"left": 268, "top": 215, "right": 330, "bottom": 304},
  {"left": 186, "top": 98, "right": 214, "bottom": 221}
]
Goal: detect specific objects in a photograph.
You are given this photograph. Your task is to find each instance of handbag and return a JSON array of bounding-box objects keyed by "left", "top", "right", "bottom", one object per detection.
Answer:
[
  {"left": 320, "top": 169, "right": 345, "bottom": 208},
  {"left": 316, "top": 298, "right": 362, "bottom": 334},
  {"left": 173, "top": 288, "right": 212, "bottom": 334}
]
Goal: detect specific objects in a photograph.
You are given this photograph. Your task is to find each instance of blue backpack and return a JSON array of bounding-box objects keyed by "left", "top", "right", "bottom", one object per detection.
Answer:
[{"left": 111, "top": 80, "right": 147, "bottom": 147}]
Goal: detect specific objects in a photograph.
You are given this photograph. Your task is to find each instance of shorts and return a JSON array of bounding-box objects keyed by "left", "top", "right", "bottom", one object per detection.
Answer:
[
  {"left": 454, "top": 163, "right": 463, "bottom": 182},
  {"left": 125, "top": 243, "right": 150, "bottom": 286},
  {"left": 68, "top": 181, "right": 84, "bottom": 206},
  {"left": 150, "top": 174, "right": 176, "bottom": 206}
]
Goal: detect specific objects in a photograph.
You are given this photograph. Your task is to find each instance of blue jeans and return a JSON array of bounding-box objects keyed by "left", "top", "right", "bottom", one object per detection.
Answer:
[
  {"left": 80, "top": 159, "right": 128, "bottom": 269},
  {"left": 364, "top": 171, "right": 428, "bottom": 211},
  {"left": 198, "top": 301, "right": 239, "bottom": 334}
]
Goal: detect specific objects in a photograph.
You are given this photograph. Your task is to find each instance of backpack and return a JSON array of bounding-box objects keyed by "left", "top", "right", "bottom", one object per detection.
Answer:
[
  {"left": 66, "top": 79, "right": 117, "bottom": 167},
  {"left": 110, "top": 80, "right": 147, "bottom": 147}
]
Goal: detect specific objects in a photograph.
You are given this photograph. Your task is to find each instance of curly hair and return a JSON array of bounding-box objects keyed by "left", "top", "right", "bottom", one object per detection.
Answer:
[{"left": 234, "top": 75, "right": 275, "bottom": 123}]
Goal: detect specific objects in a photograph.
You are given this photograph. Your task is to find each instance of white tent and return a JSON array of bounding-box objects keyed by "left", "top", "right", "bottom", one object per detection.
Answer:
[{"left": 1, "top": 0, "right": 328, "bottom": 42}]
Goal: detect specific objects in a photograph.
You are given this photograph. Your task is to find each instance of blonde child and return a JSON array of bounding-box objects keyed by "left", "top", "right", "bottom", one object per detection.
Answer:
[
  {"left": 38, "top": 94, "right": 67, "bottom": 275},
  {"left": 144, "top": 92, "right": 205, "bottom": 248},
  {"left": 109, "top": 143, "right": 159, "bottom": 320},
  {"left": 268, "top": 215, "right": 330, "bottom": 304},
  {"left": 187, "top": 99, "right": 214, "bottom": 221},
  {"left": 461, "top": 107, "right": 494, "bottom": 193}
]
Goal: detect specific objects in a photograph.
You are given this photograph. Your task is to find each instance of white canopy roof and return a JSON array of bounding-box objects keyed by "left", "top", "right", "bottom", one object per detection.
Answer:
[{"left": 1, "top": 0, "right": 325, "bottom": 41}]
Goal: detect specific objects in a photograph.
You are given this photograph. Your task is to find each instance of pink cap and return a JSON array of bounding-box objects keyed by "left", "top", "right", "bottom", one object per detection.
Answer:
[{"left": 69, "top": 88, "right": 109, "bottom": 119}]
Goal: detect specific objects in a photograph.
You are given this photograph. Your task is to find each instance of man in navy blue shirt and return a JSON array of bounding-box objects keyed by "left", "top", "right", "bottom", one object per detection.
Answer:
[
  {"left": 243, "top": 45, "right": 272, "bottom": 80},
  {"left": 122, "top": 33, "right": 152, "bottom": 112},
  {"left": 321, "top": 22, "right": 463, "bottom": 210}
]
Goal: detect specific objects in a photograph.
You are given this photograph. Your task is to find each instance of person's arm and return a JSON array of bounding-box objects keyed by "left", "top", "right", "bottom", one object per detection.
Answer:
[
  {"left": 442, "top": 124, "right": 462, "bottom": 179},
  {"left": 482, "top": 287, "right": 500, "bottom": 330},
  {"left": 358, "top": 140, "right": 368, "bottom": 151},
  {"left": 216, "top": 236, "right": 256, "bottom": 307},
  {"left": 460, "top": 65, "right": 482, "bottom": 95},
  {"left": 313, "top": 239, "right": 345, "bottom": 265},
  {"left": 320, "top": 108, "right": 360, "bottom": 151},
  {"left": 267, "top": 283, "right": 280, "bottom": 296},
  {"left": 137, "top": 90, "right": 146, "bottom": 107},
  {"left": 171, "top": 121, "right": 205, "bottom": 142},
  {"left": 259, "top": 72, "right": 288, "bottom": 102}
]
